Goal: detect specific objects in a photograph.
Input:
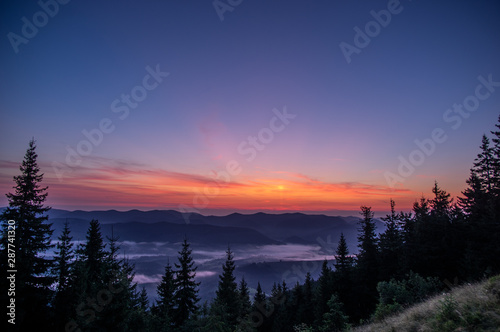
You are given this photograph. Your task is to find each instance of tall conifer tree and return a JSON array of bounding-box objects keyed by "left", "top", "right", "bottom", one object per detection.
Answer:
[
  {"left": 53, "top": 220, "right": 75, "bottom": 330},
  {"left": 70, "top": 219, "right": 108, "bottom": 330},
  {"left": 154, "top": 260, "right": 176, "bottom": 330},
  {"left": 237, "top": 277, "right": 253, "bottom": 330},
  {"left": 315, "top": 259, "right": 332, "bottom": 323},
  {"left": 302, "top": 272, "right": 314, "bottom": 325},
  {"left": 354, "top": 206, "right": 379, "bottom": 320},
  {"left": 252, "top": 282, "right": 269, "bottom": 332},
  {"left": 333, "top": 232, "right": 354, "bottom": 318},
  {"left": 334, "top": 233, "right": 353, "bottom": 275},
  {"left": 0, "top": 139, "right": 53, "bottom": 330},
  {"left": 215, "top": 246, "right": 239, "bottom": 328},
  {"left": 238, "top": 277, "right": 251, "bottom": 319},
  {"left": 378, "top": 199, "right": 403, "bottom": 280},
  {"left": 174, "top": 237, "right": 200, "bottom": 328}
]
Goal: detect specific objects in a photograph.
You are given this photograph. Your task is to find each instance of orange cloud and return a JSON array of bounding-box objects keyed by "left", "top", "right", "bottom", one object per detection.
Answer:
[{"left": 0, "top": 157, "right": 426, "bottom": 214}]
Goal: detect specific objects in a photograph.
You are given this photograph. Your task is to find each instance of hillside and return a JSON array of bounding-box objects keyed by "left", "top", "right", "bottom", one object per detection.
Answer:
[{"left": 354, "top": 275, "right": 500, "bottom": 332}]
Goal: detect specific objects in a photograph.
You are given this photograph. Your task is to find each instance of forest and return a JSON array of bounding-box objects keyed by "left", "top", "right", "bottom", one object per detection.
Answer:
[{"left": 1, "top": 116, "right": 500, "bottom": 332}]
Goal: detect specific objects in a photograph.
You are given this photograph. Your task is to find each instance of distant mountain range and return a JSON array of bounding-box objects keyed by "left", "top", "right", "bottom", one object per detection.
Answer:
[{"left": 43, "top": 209, "right": 385, "bottom": 249}]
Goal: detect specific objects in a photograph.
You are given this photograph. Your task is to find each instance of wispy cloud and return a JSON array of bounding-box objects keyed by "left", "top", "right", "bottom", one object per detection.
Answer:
[
  {"left": 134, "top": 274, "right": 162, "bottom": 284},
  {"left": 0, "top": 156, "right": 418, "bottom": 212},
  {"left": 196, "top": 271, "right": 218, "bottom": 278}
]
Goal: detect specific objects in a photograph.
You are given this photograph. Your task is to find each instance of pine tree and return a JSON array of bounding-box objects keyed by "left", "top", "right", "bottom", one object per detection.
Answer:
[
  {"left": 0, "top": 139, "right": 54, "bottom": 330},
  {"left": 334, "top": 233, "right": 353, "bottom": 275},
  {"left": 291, "top": 282, "right": 305, "bottom": 326},
  {"left": 106, "top": 226, "right": 120, "bottom": 271},
  {"left": 128, "top": 287, "right": 152, "bottom": 332},
  {"left": 153, "top": 260, "right": 176, "bottom": 330},
  {"left": 491, "top": 115, "right": 500, "bottom": 205},
  {"left": 281, "top": 280, "right": 293, "bottom": 331},
  {"left": 354, "top": 206, "right": 379, "bottom": 320},
  {"left": 430, "top": 183, "right": 459, "bottom": 280},
  {"left": 100, "top": 233, "right": 139, "bottom": 331},
  {"left": 430, "top": 181, "right": 453, "bottom": 221},
  {"left": 333, "top": 232, "right": 354, "bottom": 319},
  {"left": 204, "top": 300, "right": 232, "bottom": 332},
  {"left": 269, "top": 282, "right": 281, "bottom": 330},
  {"left": 253, "top": 282, "right": 266, "bottom": 305},
  {"left": 215, "top": 246, "right": 239, "bottom": 328},
  {"left": 54, "top": 221, "right": 74, "bottom": 292},
  {"left": 319, "top": 294, "right": 349, "bottom": 332},
  {"left": 69, "top": 219, "right": 109, "bottom": 330},
  {"left": 252, "top": 282, "right": 268, "bottom": 331},
  {"left": 302, "top": 272, "right": 314, "bottom": 325},
  {"left": 237, "top": 277, "right": 252, "bottom": 326},
  {"left": 357, "top": 206, "right": 378, "bottom": 271},
  {"left": 459, "top": 124, "right": 500, "bottom": 278},
  {"left": 174, "top": 237, "right": 200, "bottom": 328},
  {"left": 270, "top": 281, "right": 289, "bottom": 332},
  {"left": 413, "top": 196, "right": 430, "bottom": 223},
  {"left": 415, "top": 192, "right": 436, "bottom": 278},
  {"left": 486, "top": 118, "right": 500, "bottom": 274},
  {"left": 459, "top": 173, "right": 487, "bottom": 219},
  {"left": 282, "top": 280, "right": 288, "bottom": 294},
  {"left": 474, "top": 135, "right": 496, "bottom": 193},
  {"left": 69, "top": 224, "right": 141, "bottom": 331},
  {"left": 378, "top": 199, "right": 403, "bottom": 280},
  {"left": 53, "top": 220, "right": 75, "bottom": 330},
  {"left": 460, "top": 133, "right": 499, "bottom": 222},
  {"left": 314, "top": 259, "right": 332, "bottom": 323},
  {"left": 138, "top": 287, "right": 149, "bottom": 311},
  {"left": 398, "top": 211, "right": 416, "bottom": 276},
  {"left": 80, "top": 219, "right": 107, "bottom": 286},
  {"left": 407, "top": 196, "right": 431, "bottom": 276}
]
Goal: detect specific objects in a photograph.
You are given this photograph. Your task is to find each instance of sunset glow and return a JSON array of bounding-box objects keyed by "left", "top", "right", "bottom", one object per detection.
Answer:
[
  {"left": 1, "top": 1, "right": 499, "bottom": 216},
  {"left": 0, "top": 157, "right": 448, "bottom": 215}
]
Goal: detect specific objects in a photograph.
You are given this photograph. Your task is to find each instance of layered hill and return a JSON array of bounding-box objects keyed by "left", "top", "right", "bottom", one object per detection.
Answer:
[{"left": 47, "top": 209, "right": 385, "bottom": 248}]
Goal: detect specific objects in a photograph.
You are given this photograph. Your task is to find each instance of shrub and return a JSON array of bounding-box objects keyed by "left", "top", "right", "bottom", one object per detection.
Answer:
[
  {"left": 431, "top": 294, "right": 460, "bottom": 331},
  {"left": 373, "top": 272, "right": 440, "bottom": 321}
]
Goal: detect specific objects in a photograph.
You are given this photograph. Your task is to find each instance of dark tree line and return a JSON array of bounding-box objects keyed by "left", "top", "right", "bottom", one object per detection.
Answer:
[{"left": 2, "top": 116, "right": 500, "bottom": 331}]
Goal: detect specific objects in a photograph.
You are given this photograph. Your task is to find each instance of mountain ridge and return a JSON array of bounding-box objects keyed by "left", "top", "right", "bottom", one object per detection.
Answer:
[{"left": 45, "top": 209, "right": 386, "bottom": 249}]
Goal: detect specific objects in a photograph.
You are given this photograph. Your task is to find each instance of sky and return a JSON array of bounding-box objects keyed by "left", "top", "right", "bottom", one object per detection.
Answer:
[{"left": 1, "top": 0, "right": 499, "bottom": 216}]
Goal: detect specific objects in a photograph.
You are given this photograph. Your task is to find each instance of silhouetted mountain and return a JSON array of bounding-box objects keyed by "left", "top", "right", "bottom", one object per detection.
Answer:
[
  {"left": 47, "top": 208, "right": 202, "bottom": 224},
  {"left": 203, "top": 212, "right": 356, "bottom": 242},
  {"left": 50, "top": 218, "right": 279, "bottom": 247},
  {"left": 201, "top": 212, "right": 385, "bottom": 247},
  {"left": 48, "top": 209, "right": 385, "bottom": 248}
]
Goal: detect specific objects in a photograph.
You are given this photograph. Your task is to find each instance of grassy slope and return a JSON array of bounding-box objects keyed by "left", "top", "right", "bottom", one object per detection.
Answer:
[{"left": 354, "top": 275, "right": 500, "bottom": 332}]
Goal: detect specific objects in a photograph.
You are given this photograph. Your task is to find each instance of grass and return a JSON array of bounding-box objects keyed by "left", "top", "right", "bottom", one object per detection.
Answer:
[{"left": 353, "top": 275, "right": 500, "bottom": 332}]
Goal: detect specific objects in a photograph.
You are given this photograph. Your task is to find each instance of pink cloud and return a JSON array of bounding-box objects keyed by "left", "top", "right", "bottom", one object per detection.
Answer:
[
  {"left": 134, "top": 274, "right": 162, "bottom": 284},
  {"left": 196, "top": 271, "right": 217, "bottom": 278}
]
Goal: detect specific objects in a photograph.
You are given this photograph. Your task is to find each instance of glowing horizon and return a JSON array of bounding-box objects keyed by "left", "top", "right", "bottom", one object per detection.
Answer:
[
  {"left": 0, "top": 155, "right": 466, "bottom": 217},
  {"left": 1, "top": 1, "right": 498, "bottom": 216}
]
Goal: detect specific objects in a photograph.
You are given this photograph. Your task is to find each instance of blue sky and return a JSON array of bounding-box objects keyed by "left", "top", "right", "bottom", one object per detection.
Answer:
[{"left": 1, "top": 0, "right": 499, "bottom": 214}]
